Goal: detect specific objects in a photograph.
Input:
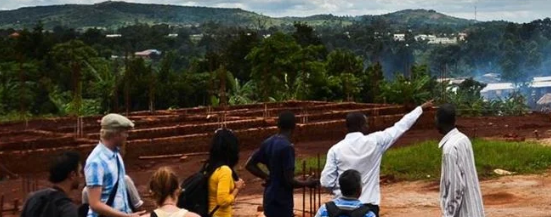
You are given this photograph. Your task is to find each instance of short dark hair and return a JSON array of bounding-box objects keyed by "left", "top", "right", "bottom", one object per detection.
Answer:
[
  {"left": 346, "top": 112, "right": 366, "bottom": 132},
  {"left": 278, "top": 111, "right": 296, "bottom": 131},
  {"left": 436, "top": 104, "right": 456, "bottom": 126},
  {"left": 49, "top": 151, "right": 81, "bottom": 184},
  {"left": 339, "top": 169, "right": 362, "bottom": 198}
]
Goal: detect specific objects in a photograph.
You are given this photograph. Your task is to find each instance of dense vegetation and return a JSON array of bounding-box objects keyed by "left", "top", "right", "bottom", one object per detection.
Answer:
[
  {"left": 0, "top": 3, "right": 550, "bottom": 121},
  {"left": 299, "top": 139, "right": 551, "bottom": 181}
]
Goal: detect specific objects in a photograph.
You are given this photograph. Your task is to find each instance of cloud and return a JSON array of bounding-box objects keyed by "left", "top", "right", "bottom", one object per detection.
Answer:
[{"left": 1, "top": 0, "right": 549, "bottom": 23}]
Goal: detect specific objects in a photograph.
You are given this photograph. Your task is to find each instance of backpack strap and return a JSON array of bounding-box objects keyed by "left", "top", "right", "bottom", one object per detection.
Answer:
[
  {"left": 150, "top": 211, "right": 158, "bottom": 217},
  {"left": 350, "top": 205, "right": 373, "bottom": 217},
  {"left": 325, "top": 202, "right": 342, "bottom": 217},
  {"left": 106, "top": 157, "right": 121, "bottom": 207},
  {"left": 208, "top": 206, "right": 220, "bottom": 217}
]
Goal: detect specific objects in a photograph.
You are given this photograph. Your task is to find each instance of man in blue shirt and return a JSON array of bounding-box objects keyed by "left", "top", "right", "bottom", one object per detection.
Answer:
[
  {"left": 246, "top": 111, "right": 319, "bottom": 217},
  {"left": 84, "top": 114, "right": 145, "bottom": 217},
  {"left": 315, "top": 170, "right": 376, "bottom": 217}
]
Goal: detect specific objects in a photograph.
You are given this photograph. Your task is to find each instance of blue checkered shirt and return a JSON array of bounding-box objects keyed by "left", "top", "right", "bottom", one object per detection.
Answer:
[
  {"left": 314, "top": 197, "right": 376, "bottom": 217},
  {"left": 85, "top": 143, "right": 131, "bottom": 217}
]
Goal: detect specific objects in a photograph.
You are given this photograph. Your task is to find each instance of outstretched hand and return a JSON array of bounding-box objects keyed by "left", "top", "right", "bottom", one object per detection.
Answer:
[
  {"left": 306, "top": 176, "right": 319, "bottom": 188},
  {"left": 421, "top": 99, "right": 434, "bottom": 110}
]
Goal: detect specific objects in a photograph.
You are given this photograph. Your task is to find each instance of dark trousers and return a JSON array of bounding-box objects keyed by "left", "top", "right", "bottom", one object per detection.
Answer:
[{"left": 364, "top": 204, "right": 380, "bottom": 217}]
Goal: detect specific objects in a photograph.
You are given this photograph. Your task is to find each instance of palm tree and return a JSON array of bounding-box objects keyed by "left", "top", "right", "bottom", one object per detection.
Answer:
[{"left": 229, "top": 79, "right": 256, "bottom": 105}]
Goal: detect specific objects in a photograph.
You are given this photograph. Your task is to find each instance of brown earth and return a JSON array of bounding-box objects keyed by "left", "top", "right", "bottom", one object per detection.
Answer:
[{"left": 2, "top": 103, "right": 551, "bottom": 216}]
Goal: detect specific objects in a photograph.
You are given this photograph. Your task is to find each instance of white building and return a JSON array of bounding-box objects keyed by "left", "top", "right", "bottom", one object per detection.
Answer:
[
  {"left": 393, "top": 34, "right": 405, "bottom": 41},
  {"left": 106, "top": 34, "right": 122, "bottom": 38}
]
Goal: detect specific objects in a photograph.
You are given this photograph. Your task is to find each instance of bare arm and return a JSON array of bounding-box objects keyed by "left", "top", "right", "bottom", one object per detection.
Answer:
[
  {"left": 88, "top": 187, "right": 144, "bottom": 217},
  {"left": 283, "top": 170, "right": 318, "bottom": 189},
  {"left": 245, "top": 154, "right": 269, "bottom": 181}
]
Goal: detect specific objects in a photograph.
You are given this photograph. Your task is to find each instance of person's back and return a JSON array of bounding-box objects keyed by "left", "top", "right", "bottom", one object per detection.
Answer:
[
  {"left": 151, "top": 208, "right": 190, "bottom": 217},
  {"left": 208, "top": 165, "right": 242, "bottom": 217},
  {"left": 246, "top": 111, "right": 318, "bottom": 217},
  {"left": 148, "top": 167, "right": 200, "bottom": 217},
  {"left": 21, "top": 187, "right": 77, "bottom": 217},
  {"left": 315, "top": 170, "right": 375, "bottom": 217},
  {"left": 205, "top": 128, "right": 245, "bottom": 217},
  {"left": 321, "top": 101, "right": 432, "bottom": 212},
  {"left": 315, "top": 198, "right": 375, "bottom": 217},
  {"left": 21, "top": 151, "right": 82, "bottom": 217},
  {"left": 325, "top": 134, "right": 386, "bottom": 203},
  {"left": 258, "top": 135, "right": 296, "bottom": 214}
]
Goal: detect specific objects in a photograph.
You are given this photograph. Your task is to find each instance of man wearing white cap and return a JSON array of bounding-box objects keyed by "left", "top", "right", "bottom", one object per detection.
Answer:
[{"left": 84, "top": 114, "right": 145, "bottom": 217}]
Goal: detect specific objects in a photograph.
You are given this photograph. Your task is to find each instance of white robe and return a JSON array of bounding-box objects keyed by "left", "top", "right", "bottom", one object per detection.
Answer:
[{"left": 439, "top": 128, "right": 485, "bottom": 217}]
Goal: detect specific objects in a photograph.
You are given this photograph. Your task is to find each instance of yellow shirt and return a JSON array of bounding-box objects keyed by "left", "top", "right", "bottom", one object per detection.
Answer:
[{"left": 208, "top": 166, "right": 235, "bottom": 217}]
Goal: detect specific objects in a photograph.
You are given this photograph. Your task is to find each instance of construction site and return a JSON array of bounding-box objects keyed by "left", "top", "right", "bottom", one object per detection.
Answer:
[{"left": 1, "top": 101, "right": 551, "bottom": 216}]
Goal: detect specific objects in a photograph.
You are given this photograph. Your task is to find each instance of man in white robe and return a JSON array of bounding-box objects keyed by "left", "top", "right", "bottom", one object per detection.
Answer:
[{"left": 436, "top": 104, "right": 485, "bottom": 217}]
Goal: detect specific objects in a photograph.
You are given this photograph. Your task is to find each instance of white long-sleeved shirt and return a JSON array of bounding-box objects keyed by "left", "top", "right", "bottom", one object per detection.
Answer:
[
  {"left": 320, "top": 106, "right": 424, "bottom": 205},
  {"left": 439, "top": 128, "right": 485, "bottom": 217}
]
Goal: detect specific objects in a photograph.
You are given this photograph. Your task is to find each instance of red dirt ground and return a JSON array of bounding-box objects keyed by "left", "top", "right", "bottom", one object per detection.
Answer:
[{"left": 2, "top": 113, "right": 551, "bottom": 216}]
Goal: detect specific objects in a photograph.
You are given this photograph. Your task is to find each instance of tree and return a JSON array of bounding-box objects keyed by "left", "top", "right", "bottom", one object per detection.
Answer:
[
  {"left": 51, "top": 40, "right": 98, "bottom": 116},
  {"left": 247, "top": 32, "right": 301, "bottom": 101},
  {"left": 223, "top": 31, "right": 261, "bottom": 81},
  {"left": 229, "top": 79, "right": 256, "bottom": 105},
  {"left": 364, "top": 62, "right": 384, "bottom": 103},
  {"left": 380, "top": 65, "right": 433, "bottom": 106},
  {"left": 340, "top": 73, "right": 361, "bottom": 101},
  {"left": 292, "top": 22, "right": 323, "bottom": 47},
  {"left": 326, "top": 49, "right": 364, "bottom": 76}
]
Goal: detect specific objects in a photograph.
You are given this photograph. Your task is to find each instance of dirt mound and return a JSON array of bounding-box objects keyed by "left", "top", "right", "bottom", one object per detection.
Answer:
[{"left": 483, "top": 192, "right": 517, "bottom": 205}]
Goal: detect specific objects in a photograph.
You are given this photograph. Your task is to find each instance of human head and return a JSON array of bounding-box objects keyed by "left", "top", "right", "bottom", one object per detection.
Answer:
[
  {"left": 278, "top": 111, "right": 296, "bottom": 133},
  {"left": 206, "top": 128, "right": 240, "bottom": 176},
  {"left": 436, "top": 104, "right": 456, "bottom": 135},
  {"left": 49, "top": 151, "right": 82, "bottom": 190},
  {"left": 339, "top": 169, "right": 362, "bottom": 198},
  {"left": 149, "top": 167, "right": 180, "bottom": 206},
  {"left": 346, "top": 112, "right": 368, "bottom": 134},
  {"left": 100, "top": 113, "right": 134, "bottom": 148}
]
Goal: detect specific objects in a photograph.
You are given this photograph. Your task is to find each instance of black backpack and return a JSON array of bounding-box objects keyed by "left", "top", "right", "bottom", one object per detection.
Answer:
[
  {"left": 21, "top": 188, "right": 72, "bottom": 217},
  {"left": 177, "top": 164, "right": 219, "bottom": 217},
  {"left": 326, "top": 201, "right": 373, "bottom": 217}
]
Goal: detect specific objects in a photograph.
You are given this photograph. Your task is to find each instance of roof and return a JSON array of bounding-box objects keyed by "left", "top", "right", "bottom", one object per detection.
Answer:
[
  {"left": 481, "top": 83, "right": 515, "bottom": 92},
  {"left": 533, "top": 76, "right": 551, "bottom": 82},
  {"left": 538, "top": 93, "right": 551, "bottom": 105},
  {"left": 135, "top": 49, "right": 161, "bottom": 56},
  {"left": 9, "top": 32, "right": 20, "bottom": 38},
  {"left": 481, "top": 80, "right": 551, "bottom": 93}
]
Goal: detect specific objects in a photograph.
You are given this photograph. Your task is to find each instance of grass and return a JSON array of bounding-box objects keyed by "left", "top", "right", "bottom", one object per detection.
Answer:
[{"left": 296, "top": 139, "right": 551, "bottom": 181}]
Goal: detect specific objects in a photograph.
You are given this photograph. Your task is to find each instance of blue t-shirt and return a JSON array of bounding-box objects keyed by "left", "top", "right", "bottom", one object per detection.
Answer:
[
  {"left": 315, "top": 197, "right": 376, "bottom": 217},
  {"left": 251, "top": 135, "right": 295, "bottom": 217}
]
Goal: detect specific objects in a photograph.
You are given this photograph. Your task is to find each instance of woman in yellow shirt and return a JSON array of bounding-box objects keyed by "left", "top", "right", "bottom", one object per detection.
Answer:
[{"left": 206, "top": 128, "right": 245, "bottom": 217}]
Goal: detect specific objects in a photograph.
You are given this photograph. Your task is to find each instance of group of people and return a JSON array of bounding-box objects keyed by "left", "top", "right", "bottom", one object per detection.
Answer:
[{"left": 20, "top": 100, "right": 485, "bottom": 217}]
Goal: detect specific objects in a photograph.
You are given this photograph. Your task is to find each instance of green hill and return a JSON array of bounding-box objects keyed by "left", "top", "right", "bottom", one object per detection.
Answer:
[{"left": 0, "top": 1, "right": 474, "bottom": 29}]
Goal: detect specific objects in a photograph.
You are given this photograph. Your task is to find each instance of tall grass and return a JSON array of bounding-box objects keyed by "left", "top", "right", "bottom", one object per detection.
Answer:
[{"left": 297, "top": 139, "right": 551, "bottom": 181}]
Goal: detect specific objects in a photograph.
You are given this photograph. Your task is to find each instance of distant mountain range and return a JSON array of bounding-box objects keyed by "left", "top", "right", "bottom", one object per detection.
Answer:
[{"left": 0, "top": 1, "right": 476, "bottom": 29}]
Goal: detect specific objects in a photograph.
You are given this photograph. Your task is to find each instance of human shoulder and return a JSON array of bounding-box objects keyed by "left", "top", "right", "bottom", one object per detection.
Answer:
[
  {"left": 216, "top": 165, "right": 233, "bottom": 174},
  {"left": 442, "top": 131, "right": 471, "bottom": 153}
]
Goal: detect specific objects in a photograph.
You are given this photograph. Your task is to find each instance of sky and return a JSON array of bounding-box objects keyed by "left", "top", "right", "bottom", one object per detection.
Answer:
[{"left": 1, "top": 0, "right": 549, "bottom": 23}]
